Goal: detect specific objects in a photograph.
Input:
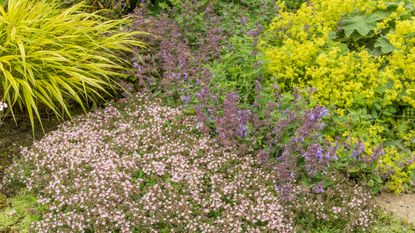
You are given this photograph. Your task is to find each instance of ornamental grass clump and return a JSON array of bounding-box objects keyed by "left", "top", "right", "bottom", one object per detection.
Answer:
[
  {"left": 0, "top": 0, "right": 145, "bottom": 130},
  {"left": 3, "top": 95, "right": 293, "bottom": 232}
]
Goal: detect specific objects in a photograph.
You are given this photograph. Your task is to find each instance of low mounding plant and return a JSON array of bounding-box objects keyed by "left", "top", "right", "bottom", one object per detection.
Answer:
[
  {"left": 4, "top": 95, "right": 294, "bottom": 232},
  {"left": 2, "top": 95, "right": 378, "bottom": 232},
  {"left": 290, "top": 173, "right": 374, "bottom": 231},
  {"left": 0, "top": 0, "right": 145, "bottom": 130},
  {"left": 261, "top": 0, "right": 415, "bottom": 193},
  {"left": 0, "top": 193, "right": 43, "bottom": 232}
]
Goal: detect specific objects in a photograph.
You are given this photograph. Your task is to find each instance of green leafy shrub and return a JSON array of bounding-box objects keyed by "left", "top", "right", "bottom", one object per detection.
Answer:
[
  {"left": 132, "top": 0, "right": 277, "bottom": 103},
  {"left": 151, "top": 0, "right": 275, "bottom": 10},
  {"left": 0, "top": 0, "right": 145, "bottom": 130},
  {"left": 205, "top": 0, "right": 276, "bottom": 104},
  {"left": 261, "top": 0, "right": 415, "bottom": 193}
]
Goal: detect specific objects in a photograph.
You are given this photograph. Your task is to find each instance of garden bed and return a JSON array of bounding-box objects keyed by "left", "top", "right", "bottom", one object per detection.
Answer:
[{"left": 0, "top": 0, "right": 414, "bottom": 232}]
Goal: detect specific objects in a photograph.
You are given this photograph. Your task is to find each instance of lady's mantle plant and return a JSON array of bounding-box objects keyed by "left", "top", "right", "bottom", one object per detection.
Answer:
[{"left": 261, "top": 0, "right": 415, "bottom": 193}]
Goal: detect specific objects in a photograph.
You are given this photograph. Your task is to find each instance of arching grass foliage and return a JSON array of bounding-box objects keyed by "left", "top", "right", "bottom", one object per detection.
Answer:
[{"left": 0, "top": 0, "right": 145, "bottom": 130}]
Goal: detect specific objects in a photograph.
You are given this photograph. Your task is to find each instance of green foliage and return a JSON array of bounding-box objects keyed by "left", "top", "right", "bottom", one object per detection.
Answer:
[
  {"left": 261, "top": 0, "right": 415, "bottom": 193},
  {"left": 0, "top": 0, "right": 145, "bottom": 131},
  {"left": 334, "top": 2, "right": 415, "bottom": 55},
  {"left": 153, "top": 0, "right": 271, "bottom": 9},
  {"left": 0, "top": 193, "right": 6, "bottom": 209},
  {"left": 0, "top": 192, "right": 44, "bottom": 232},
  {"left": 210, "top": 35, "right": 264, "bottom": 104},
  {"left": 139, "top": 0, "right": 277, "bottom": 104},
  {"left": 374, "top": 36, "right": 394, "bottom": 54},
  {"left": 63, "top": 0, "right": 135, "bottom": 15},
  {"left": 341, "top": 14, "right": 380, "bottom": 37},
  {"left": 281, "top": 0, "right": 304, "bottom": 10},
  {"left": 203, "top": 0, "right": 276, "bottom": 104},
  {"left": 371, "top": 210, "right": 415, "bottom": 233}
]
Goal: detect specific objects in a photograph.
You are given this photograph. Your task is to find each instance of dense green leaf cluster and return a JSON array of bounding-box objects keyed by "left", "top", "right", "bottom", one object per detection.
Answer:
[{"left": 261, "top": 0, "right": 415, "bottom": 193}]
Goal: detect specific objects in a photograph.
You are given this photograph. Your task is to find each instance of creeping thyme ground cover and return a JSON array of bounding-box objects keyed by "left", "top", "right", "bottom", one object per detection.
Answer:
[
  {"left": 0, "top": 0, "right": 415, "bottom": 232},
  {"left": 5, "top": 96, "right": 295, "bottom": 232},
  {"left": 1, "top": 95, "right": 379, "bottom": 232}
]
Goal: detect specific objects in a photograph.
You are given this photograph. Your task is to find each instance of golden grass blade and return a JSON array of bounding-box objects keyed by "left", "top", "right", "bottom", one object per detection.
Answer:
[{"left": 0, "top": 0, "right": 146, "bottom": 132}]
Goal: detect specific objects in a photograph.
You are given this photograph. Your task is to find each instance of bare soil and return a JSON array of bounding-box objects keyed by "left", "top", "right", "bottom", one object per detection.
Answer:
[{"left": 376, "top": 192, "right": 415, "bottom": 226}]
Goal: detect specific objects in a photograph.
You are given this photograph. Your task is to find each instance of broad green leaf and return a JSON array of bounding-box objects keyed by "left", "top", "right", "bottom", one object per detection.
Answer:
[
  {"left": 374, "top": 36, "right": 394, "bottom": 54},
  {"left": 341, "top": 15, "right": 377, "bottom": 37},
  {"left": 348, "top": 166, "right": 360, "bottom": 173},
  {"left": 328, "top": 31, "right": 337, "bottom": 40},
  {"left": 341, "top": 11, "right": 390, "bottom": 37},
  {"left": 367, "top": 179, "right": 375, "bottom": 187},
  {"left": 373, "top": 175, "right": 383, "bottom": 183},
  {"left": 370, "top": 185, "right": 381, "bottom": 194}
]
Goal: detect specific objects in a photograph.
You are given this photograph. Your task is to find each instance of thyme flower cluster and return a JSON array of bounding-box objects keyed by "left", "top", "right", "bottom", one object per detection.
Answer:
[
  {"left": 0, "top": 101, "right": 7, "bottom": 112},
  {"left": 4, "top": 95, "right": 293, "bottom": 232},
  {"left": 0, "top": 101, "right": 7, "bottom": 125}
]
